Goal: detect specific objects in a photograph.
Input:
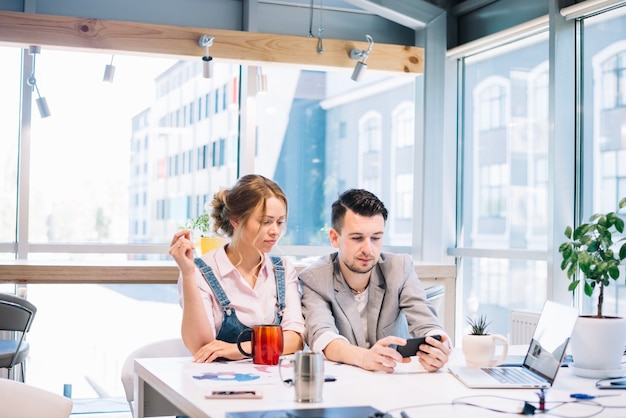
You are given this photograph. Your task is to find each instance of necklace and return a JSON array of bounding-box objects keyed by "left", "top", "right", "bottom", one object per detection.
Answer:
[{"left": 346, "top": 280, "right": 369, "bottom": 295}]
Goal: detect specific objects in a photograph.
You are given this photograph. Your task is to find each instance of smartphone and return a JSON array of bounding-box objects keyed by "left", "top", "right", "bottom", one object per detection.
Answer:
[
  {"left": 205, "top": 390, "right": 263, "bottom": 399},
  {"left": 396, "top": 335, "right": 442, "bottom": 358},
  {"left": 596, "top": 378, "right": 626, "bottom": 390}
]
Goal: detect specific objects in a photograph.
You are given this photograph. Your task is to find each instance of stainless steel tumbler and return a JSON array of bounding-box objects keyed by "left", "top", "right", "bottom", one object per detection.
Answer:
[{"left": 280, "top": 350, "right": 324, "bottom": 402}]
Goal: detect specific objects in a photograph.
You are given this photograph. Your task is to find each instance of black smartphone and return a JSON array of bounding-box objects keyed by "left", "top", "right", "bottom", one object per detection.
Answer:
[
  {"left": 396, "top": 335, "right": 442, "bottom": 358},
  {"left": 205, "top": 390, "right": 263, "bottom": 399},
  {"left": 596, "top": 378, "right": 626, "bottom": 390}
]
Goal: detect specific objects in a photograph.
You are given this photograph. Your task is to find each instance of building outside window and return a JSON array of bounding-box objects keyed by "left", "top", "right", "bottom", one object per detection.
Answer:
[{"left": 457, "top": 32, "right": 550, "bottom": 335}]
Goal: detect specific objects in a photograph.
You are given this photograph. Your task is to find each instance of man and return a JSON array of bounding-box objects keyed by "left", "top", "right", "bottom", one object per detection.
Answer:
[{"left": 299, "top": 189, "right": 450, "bottom": 373}]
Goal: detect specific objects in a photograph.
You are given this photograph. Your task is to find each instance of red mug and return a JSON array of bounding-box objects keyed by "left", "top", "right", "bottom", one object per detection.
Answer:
[{"left": 236, "top": 324, "right": 284, "bottom": 365}]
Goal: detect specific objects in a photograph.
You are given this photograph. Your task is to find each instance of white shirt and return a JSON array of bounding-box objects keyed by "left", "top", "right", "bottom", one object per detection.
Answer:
[{"left": 178, "top": 246, "right": 305, "bottom": 337}]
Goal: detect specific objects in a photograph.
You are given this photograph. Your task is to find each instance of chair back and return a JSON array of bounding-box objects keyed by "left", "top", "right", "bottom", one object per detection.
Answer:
[
  {"left": 0, "top": 378, "right": 73, "bottom": 418},
  {"left": 425, "top": 284, "right": 445, "bottom": 314},
  {"left": 0, "top": 293, "right": 37, "bottom": 373},
  {"left": 120, "top": 338, "right": 189, "bottom": 414},
  {"left": 0, "top": 292, "right": 37, "bottom": 333}
]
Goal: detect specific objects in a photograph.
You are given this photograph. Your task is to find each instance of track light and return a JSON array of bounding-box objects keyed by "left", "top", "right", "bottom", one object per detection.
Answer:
[
  {"left": 103, "top": 55, "right": 115, "bottom": 83},
  {"left": 349, "top": 35, "right": 374, "bottom": 82},
  {"left": 27, "top": 45, "right": 51, "bottom": 118},
  {"left": 198, "top": 35, "right": 215, "bottom": 79},
  {"left": 256, "top": 67, "right": 267, "bottom": 94}
]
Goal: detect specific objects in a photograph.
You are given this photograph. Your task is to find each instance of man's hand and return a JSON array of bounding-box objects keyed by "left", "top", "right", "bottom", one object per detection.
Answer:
[
  {"left": 415, "top": 334, "right": 451, "bottom": 372},
  {"left": 356, "top": 336, "right": 410, "bottom": 373}
]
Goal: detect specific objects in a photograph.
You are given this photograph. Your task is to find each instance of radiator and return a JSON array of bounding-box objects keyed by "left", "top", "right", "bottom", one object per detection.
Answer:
[{"left": 509, "top": 309, "right": 541, "bottom": 345}]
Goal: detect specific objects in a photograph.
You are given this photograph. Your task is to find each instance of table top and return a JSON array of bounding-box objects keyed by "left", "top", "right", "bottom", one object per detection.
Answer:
[{"left": 135, "top": 348, "right": 626, "bottom": 418}]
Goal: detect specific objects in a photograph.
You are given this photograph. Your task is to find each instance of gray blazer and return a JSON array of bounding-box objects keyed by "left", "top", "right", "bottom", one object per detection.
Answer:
[{"left": 299, "top": 252, "right": 443, "bottom": 350}]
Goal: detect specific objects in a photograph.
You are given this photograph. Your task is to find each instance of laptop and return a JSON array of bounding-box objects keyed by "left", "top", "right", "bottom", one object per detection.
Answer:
[{"left": 449, "top": 300, "right": 579, "bottom": 389}]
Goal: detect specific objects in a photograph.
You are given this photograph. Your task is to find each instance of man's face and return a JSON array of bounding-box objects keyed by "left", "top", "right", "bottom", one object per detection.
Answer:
[{"left": 329, "top": 209, "right": 384, "bottom": 275}]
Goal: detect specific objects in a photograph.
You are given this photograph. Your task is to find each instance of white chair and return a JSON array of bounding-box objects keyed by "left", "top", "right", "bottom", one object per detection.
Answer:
[
  {"left": 0, "top": 378, "right": 73, "bottom": 418},
  {"left": 121, "top": 338, "right": 190, "bottom": 415}
]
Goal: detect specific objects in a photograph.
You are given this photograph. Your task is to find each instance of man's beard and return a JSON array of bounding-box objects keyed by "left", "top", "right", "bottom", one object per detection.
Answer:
[{"left": 342, "top": 258, "right": 376, "bottom": 275}]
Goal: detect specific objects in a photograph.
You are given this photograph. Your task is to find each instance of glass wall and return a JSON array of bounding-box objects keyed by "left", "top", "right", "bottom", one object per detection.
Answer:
[
  {"left": 254, "top": 67, "right": 416, "bottom": 250},
  {"left": 580, "top": 7, "right": 626, "bottom": 316},
  {"left": 454, "top": 2, "right": 626, "bottom": 338},
  {"left": 0, "top": 47, "right": 21, "bottom": 251},
  {"left": 457, "top": 32, "right": 550, "bottom": 336},
  {"left": 2, "top": 44, "right": 419, "bottom": 402},
  {"left": 27, "top": 51, "right": 180, "bottom": 250}
]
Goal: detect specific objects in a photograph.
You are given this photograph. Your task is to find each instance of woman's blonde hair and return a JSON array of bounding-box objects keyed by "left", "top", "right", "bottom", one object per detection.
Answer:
[{"left": 210, "top": 174, "right": 288, "bottom": 238}]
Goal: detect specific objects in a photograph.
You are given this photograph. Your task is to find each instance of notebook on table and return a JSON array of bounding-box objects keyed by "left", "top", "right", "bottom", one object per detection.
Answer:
[{"left": 449, "top": 300, "right": 579, "bottom": 389}]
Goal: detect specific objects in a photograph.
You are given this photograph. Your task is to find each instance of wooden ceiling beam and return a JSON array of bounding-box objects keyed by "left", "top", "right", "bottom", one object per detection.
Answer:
[{"left": 0, "top": 10, "right": 423, "bottom": 75}]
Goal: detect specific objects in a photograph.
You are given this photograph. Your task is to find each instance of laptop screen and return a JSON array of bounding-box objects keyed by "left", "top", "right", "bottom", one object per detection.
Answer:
[{"left": 522, "top": 300, "right": 579, "bottom": 382}]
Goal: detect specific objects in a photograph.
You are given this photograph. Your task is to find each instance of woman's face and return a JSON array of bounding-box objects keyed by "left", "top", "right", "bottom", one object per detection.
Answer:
[{"left": 237, "top": 196, "right": 286, "bottom": 253}]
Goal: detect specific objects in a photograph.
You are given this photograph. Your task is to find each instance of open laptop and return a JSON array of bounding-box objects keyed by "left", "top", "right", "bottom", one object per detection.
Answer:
[{"left": 449, "top": 300, "right": 579, "bottom": 389}]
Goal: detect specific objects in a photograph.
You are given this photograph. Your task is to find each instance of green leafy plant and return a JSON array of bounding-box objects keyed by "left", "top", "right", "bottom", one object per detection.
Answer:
[
  {"left": 181, "top": 211, "right": 213, "bottom": 237},
  {"left": 559, "top": 197, "right": 626, "bottom": 318},
  {"left": 466, "top": 315, "right": 491, "bottom": 335}
]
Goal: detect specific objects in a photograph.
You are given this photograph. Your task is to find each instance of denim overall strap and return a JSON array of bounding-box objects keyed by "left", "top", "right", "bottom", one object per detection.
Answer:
[
  {"left": 194, "top": 257, "right": 249, "bottom": 343},
  {"left": 194, "top": 257, "right": 232, "bottom": 313},
  {"left": 270, "top": 256, "right": 286, "bottom": 324}
]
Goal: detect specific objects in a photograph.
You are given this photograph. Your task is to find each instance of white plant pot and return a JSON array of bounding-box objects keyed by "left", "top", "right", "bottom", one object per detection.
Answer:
[
  {"left": 462, "top": 334, "right": 509, "bottom": 367},
  {"left": 569, "top": 316, "right": 626, "bottom": 378}
]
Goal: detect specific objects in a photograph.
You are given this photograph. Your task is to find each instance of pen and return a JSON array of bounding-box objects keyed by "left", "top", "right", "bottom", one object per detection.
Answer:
[
  {"left": 570, "top": 393, "right": 620, "bottom": 399},
  {"left": 400, "top": 411, "right": 410, "bottom": 418}
]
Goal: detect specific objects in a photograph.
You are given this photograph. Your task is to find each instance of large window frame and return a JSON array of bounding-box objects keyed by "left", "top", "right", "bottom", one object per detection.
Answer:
[
  {"left": 0, "top": 12, "right": 434, "bottom": 262},
  {"left": 449, "top": 1, "right": 626, "bottom": 340}
]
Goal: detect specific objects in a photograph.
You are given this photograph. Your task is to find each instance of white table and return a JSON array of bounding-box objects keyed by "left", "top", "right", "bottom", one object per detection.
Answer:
[{"left": 134, "top": 349, "right": 626, "bottom": 418}]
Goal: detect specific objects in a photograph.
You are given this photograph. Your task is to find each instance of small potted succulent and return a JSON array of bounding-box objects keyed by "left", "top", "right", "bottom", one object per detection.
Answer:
[
  {"left": 462, "top": 315, "right": 508, "bottom": 367},
  {"left": 558, "top": 197, "right": 626, "bottom": 377},
  {"left": 466, "top": 315, "right": 490, "bottom": 336}
]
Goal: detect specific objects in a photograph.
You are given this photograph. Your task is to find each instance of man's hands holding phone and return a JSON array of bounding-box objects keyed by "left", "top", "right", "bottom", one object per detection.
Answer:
[
  {"left": 396, "top": 335, "right": 442, "bottom": 358},
  {"left": 396, "top": 334, "right": 450, "bottom": 372},
  {"left": 353, "top": 334, "right": 449, "bottom": 373}
]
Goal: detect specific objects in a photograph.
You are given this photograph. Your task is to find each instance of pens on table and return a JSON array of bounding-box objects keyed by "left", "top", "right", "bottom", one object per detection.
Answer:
[
  {"left": 570, "top": 393, "right": 620, "bottom": 399},
  {"left": 400, "top": 411, "right": 411, "bottom": 418}
]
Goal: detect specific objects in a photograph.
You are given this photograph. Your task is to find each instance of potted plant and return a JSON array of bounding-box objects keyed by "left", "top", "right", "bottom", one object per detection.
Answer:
[
  {"left": 182, "top": 211, "right": 213, "bottom": 238},
  {"left": 467, "top": 315, "right": 491, "bottom": 336},
  {"left": 462, "top": 315, "right": 508, "bottom": 367},
  {"left": 558, "top": 197, "right": 626, "bottom": 377},
  {"left": 181, "top": 208, "right": 227, "bottom": 255}
]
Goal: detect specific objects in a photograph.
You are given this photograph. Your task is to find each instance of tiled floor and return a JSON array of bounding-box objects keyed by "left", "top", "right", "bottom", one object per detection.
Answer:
[{"left": 69, "top": 397, "right": 130, "bottom": 417}]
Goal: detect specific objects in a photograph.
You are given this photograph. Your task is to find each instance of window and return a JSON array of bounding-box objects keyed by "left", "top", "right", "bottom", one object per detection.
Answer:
[
  {"left": 394, "top": 174, "right": 413, "bottom": 220},
  {"left": 256, "top": 68, "right": 416, "bottom": 247},
  {"left": 582, "top": 7, "right": 626, "bottom": 316},
  {"left": 390, "top": 102, "right": 414, "bottom": 243},
  {"left": 392, "top": 103, "right": 414, "bottom": 148},
  {"left": 359, "top": 113, "right": 382, "bottom": 153},
  {"left": 3, "top": 45, "right": 422, "bottom": 399},
  {"left": 358, "top": 113, "right": 382, "bottom": 197},
  {"left": 456, "top": 32, "right": 550, "bottom": 337},
  {"left": 601, "top": 51, "right": 626, "bottom": 109},
  {"left": 478, "top": 163, "right": 507, "bottom": 220},
  {"left": 477, "top": 82, "right": 507, "bottom": 131}
]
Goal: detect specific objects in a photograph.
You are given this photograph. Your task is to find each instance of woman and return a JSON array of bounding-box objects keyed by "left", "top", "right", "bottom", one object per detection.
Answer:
[{"left": 169, "top": 174, "right": 304, "bottom": 362}]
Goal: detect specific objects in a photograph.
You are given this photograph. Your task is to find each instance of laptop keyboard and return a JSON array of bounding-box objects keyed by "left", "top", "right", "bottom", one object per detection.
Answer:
[{"left": 482, "top": 367, "right": 545, "bottom": 384}]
